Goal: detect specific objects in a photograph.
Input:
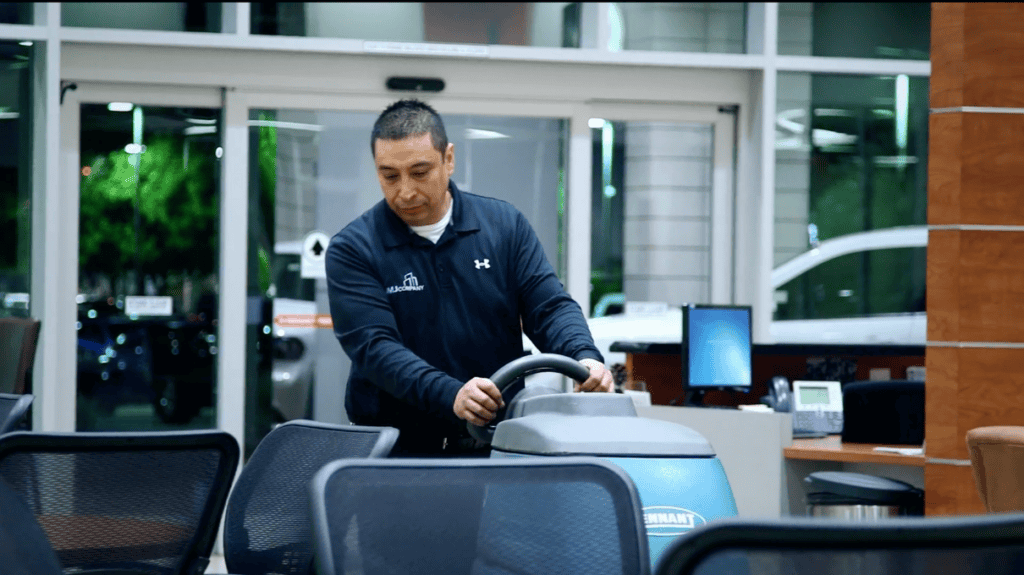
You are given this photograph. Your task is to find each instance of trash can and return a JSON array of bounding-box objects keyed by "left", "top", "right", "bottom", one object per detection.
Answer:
[{"left": 805, "top": 471, "right": 924, "bottom": 520}]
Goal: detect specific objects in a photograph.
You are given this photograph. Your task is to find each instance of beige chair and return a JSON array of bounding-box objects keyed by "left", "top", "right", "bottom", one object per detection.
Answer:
[{"left": 966, "top": 426, "right": 1024, "bottom": 513}]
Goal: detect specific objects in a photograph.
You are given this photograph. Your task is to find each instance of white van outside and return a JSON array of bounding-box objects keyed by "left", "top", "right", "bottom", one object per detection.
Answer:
[{"left": 526, "top": 226, "right": 928, "bottom": 368}]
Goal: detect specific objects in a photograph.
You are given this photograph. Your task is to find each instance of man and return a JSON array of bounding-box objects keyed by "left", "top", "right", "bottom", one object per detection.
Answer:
[{"left": 326, "top": 98, "right": 613, "bottom": 456}]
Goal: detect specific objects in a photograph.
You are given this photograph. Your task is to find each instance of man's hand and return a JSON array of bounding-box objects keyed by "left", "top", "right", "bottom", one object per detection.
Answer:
[
  {"left": 454, "top": 377, "right": 505, "bottom": 426},
  {"left": 576, "top": 359, "right": 614, "bottom": 393}
]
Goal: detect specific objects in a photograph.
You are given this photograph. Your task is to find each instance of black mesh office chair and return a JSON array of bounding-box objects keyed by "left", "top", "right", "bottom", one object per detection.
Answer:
[
  {"left": 0, "top": 477, "right": 62, "bottom": 575},
  {"left": 0, "top": 393, "right": 33, "bottom": 435},
  {"left": 0, "top": 316, "right": 41, "bottom": 395},
  {"left": 654, "top": 514, "right": 1024, "bottom": 575},
  {"left": 310, "top": 457, "right": 649, "bottom": 575},
  {"left": 222, "top": 420, "right": 398, "bottom": 575},
  {"left": 0, "top": 430, "right": 240, "bottom": 575}
]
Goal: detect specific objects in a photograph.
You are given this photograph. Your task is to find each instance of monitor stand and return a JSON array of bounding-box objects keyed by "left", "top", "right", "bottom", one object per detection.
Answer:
[
  {"left": 670, "top": 390, "right": 735, "bottom": 409},
  {"left": 670, "top": 390, "right": 707, "bottom": 407}
]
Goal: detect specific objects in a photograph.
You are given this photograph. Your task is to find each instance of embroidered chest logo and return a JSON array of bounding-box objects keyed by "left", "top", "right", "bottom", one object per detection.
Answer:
[
  {"left": 387, "top": 272, "right": 425, "bottom": 294},
  {"left": 474, "top": 259, "right": 490, "bottom": 269}
]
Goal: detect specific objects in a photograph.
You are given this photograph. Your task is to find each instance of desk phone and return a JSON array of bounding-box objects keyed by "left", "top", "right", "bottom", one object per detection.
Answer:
[{"left": 792, "top": 380, "right": 844, "bottom": 434}]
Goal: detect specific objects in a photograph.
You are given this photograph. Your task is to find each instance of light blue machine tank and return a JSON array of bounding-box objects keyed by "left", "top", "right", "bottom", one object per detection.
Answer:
[{"left": 477, "top": 356, "right": 739, "bottom": 568}]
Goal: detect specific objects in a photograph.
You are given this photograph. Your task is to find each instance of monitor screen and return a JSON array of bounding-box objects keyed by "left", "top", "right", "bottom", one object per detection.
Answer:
[{"left": 682, "top": 304, "right": 752, "bottom": 390}]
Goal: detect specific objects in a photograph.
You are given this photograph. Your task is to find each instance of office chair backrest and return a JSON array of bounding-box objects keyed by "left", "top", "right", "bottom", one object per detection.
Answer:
[
  {"left": 0, "top": 393, "right": 33, "bottom": 435},
  {"left": 310, "top": 457, "right": 649, "bottom": 575},
  {"left": 0, "top": 477, "right": 62, "bottom": 575},
  {"left": 967, "top": 426, "right": 1024, "bottom": 513},
  {"left": 223, "top": 420, "right": 398, "bottom": 575},
  {"left": 0, "top": 430, "right": 239, "bottom": 575},
  {"left": 654, "top": 514, "right": 1024, "bottom": 575},
  {"left": 0, "top": 317, "right": 41, "bottom": 395}
]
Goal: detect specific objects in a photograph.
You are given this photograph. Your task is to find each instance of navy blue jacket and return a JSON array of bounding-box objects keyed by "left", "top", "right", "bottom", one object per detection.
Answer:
[{"left": 326, "top": 182, "right": 602, "bottom": 451}]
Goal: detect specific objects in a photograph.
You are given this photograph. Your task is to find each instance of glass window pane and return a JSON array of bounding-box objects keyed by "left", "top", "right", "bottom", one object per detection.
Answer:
[
  {"left": 778, "top": 3, "right": 930, "bottom": 60},
  {"left": 774, "top": 252, "right": 862, "bottom": 321},
  {"left": 62, "top": 2, "right": 223, "bottom": 33},
  {"left": 774, "top": 72, "right": 928, "bottom": 324},
  {"left": 0, "top": 3, "right": 34, "bottom": 24},
  {"left": 251, "top": 2, "right": 583, "bottom": 47},
  {"left": 0, "top": 41, "right": 32, "bottom": 319},
  {"left": 616, "top": 3, "right": 747, "bottom": 54},
  {"left": 248, "top": 108, "right": 567, "bottom": 451},
  {"left": 77, "top": 103, "right": 222, "bottom": 431},
  {"left": 591, "top": 119, "right": 716, "bottom": 315},
  {"left": 774, "top": 72, "right": 929, "bottom": 267},
  {"left": 774, "top": 247, "right": 926, "bottom": 321}
]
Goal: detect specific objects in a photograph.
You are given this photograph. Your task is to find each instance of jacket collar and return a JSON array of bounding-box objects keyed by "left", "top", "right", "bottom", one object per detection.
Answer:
[{"left": 379, "top": 180, "right": 479, "bottom": 248}]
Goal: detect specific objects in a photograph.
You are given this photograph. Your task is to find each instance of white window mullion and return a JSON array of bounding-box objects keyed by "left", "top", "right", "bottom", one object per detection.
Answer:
[
  {"left": 217, "top": 88, "right": 249, "bottom": 455},
  {"left": 566, "top": 109, "right": 593, "bottom": 318},
  {"left": 35, "top": 3, "right": 76, "bottom": 430},
  {"left": 755, "top": 2, "right": 779, "bottom": 343}
]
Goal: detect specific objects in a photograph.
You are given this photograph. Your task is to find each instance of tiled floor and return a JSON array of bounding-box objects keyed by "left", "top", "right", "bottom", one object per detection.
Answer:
[{"left": 206, "top": 555, "right": 227, "bottom": 573}]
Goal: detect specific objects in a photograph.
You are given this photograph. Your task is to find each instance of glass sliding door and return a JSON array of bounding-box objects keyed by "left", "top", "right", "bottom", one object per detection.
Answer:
[
  {"left": 587, "top": 105, "right": 739, "bottom": 316},
  {"left": 0, "top": 40, "right": 33, "bottom": 322},
  {"left": 75, "top": 98, "right": 222, "bottom": 431},
  {"left": 246, "top": 107, "right": 567, "bottom": 448}
]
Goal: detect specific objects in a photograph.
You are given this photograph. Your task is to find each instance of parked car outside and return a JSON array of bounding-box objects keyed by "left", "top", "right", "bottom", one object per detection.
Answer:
[
  {"left": 76, "top": 298, "right": 217, "bottom": 424},
  {"left": 270, "top": 241, "right": 318, "bottom": 421}
]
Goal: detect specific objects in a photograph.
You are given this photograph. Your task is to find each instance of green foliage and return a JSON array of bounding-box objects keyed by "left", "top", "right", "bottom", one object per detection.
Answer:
[
  {"left": 257, "top": 111, "right": 277, "bottom": 245},
  {"left": 257, "top": 246, "right": 271, "bottom": 294},
  {"left": 79, "top": 136, "right": 217, "bottom": 276}
]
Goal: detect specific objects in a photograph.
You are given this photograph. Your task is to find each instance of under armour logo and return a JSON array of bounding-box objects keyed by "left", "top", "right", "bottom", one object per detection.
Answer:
[{"left": 474, "top": 259, "right": 490, "bottom": 269}]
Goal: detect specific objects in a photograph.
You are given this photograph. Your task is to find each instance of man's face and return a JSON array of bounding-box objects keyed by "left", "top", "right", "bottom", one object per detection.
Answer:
[{"left": 374, "top": 133, "right": 455, "bottom": 227}]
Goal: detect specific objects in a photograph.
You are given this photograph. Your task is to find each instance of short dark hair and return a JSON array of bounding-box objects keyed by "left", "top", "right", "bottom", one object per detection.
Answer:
[{"left": 370, "top": 99, "right": 449, "bottom": 157}]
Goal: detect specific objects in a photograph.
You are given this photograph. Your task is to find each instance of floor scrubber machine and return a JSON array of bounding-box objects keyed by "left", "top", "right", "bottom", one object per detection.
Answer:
[{"left": 469, "top": 353, "right": 739, "bottom": 566}]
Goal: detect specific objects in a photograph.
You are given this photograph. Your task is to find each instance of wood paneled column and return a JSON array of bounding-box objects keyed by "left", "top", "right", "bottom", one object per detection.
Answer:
[{"left": 926, "top": 3, "right": 1024, "bottom": 516}]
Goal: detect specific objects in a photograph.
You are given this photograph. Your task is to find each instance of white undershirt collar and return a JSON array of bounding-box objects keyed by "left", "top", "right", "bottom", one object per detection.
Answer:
[{"left": 408, "top": 195, "right": 453, "bottom": 244}]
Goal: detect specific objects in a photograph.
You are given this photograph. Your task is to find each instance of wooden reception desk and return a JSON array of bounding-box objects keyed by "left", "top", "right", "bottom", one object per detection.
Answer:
[{"left": 611, "top": 341, "right": 926, "bottom": 407}]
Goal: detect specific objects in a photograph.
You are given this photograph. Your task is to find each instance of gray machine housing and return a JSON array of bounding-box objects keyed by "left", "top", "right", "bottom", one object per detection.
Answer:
[{"left": 492, "top": 388, "right": 717, "bottom": 458}]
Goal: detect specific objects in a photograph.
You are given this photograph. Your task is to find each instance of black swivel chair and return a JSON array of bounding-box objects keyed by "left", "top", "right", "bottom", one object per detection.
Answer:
[
  {"left": 309, "top": 457, "right": 650, "bottom": 575},
  {"left": 0, "top": 393, "right": 33, "bottom": 435},
  {"left": 221, "top": 420, "right": 398, "bottom": 575},
  {"left": 0, "top": 316, "right": 41, "bottom": 395},
  {"left": 0, "top": 430, "right": 240, "bottom": 575},
  {"left": 0, "top": 477, "right": 62, "bottom": 575},
  {"left": 654, "top": 514, "right": 1024, "bottom": 575}
]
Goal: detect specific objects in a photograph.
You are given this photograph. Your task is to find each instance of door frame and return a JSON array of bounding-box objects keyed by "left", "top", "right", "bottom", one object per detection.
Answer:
[
  {"left": 232, "top": 90, "right": 745, "bottom": 413},
  {"left": 56, "top": 50, "right": 755, "bottom": 444},
  {"left": 583, "top": 101, "right": 742, "bottom": 305},
  {"left": 58, "top": 83, "right": 241, "bottom": 446}
]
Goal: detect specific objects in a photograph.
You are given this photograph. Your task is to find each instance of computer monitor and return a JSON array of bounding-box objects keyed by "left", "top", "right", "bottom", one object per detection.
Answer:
[{"left": 680, "top": 304, "right": 753, "bottom": 407}]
